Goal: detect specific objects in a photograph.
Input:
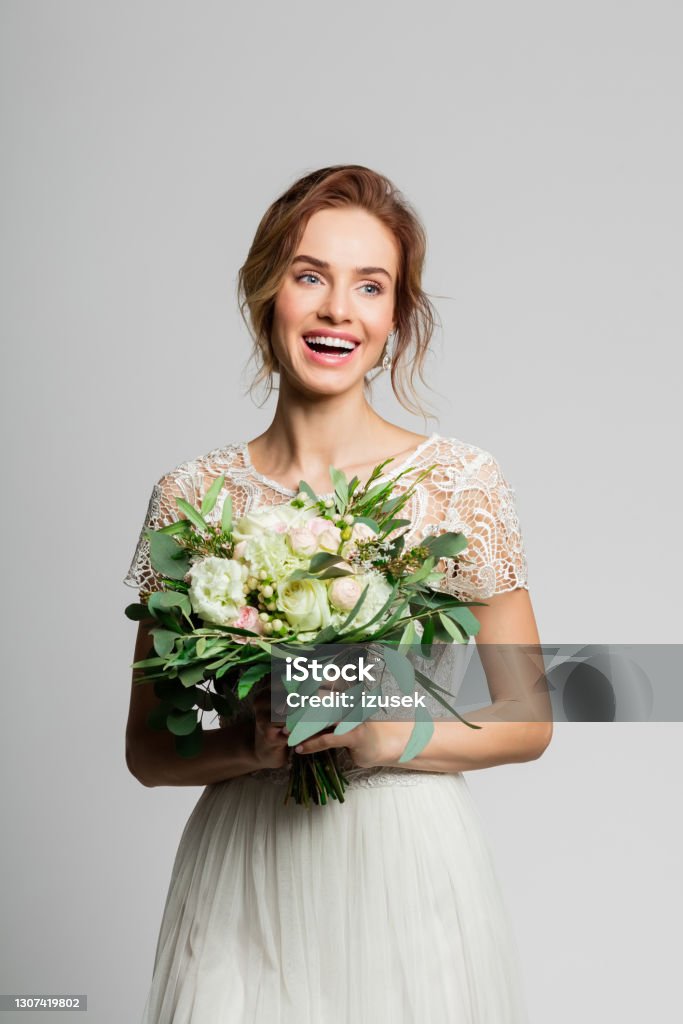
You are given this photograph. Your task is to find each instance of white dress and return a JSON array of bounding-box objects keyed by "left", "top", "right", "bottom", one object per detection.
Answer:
[{"left": 124, "top": 434, "right": 531, "bottom": 1023}]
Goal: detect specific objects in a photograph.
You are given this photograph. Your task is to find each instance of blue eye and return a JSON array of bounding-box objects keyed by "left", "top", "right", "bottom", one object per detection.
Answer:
[
  {"left": 362, "top": 282, "right": 383, "bottom": 295},
  {"left": 297, "top": 272, "right": 321, "bottom": 285}
]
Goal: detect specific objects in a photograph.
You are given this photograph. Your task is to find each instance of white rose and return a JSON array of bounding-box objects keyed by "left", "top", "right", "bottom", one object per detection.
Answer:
[
  {"left": 350, "top": 573, "right": 394, "bottom": 633},
  {"left": 187, "top": 556, "right": 249, "bottom": 626},
  {"left": 287, "top": 527, "right": 318, "bottom": 557},
  {"left": 279, "top": 579, "right": 332, "bottom": 633},
  {"left": 317, "top": 525, "right": 343, "bottom": 553},
  {"left": 328, "top": 576, "right": 363, "bottom": 612},
  {"left": 232, "top": 503, "right": 315, "bottom": 541}
]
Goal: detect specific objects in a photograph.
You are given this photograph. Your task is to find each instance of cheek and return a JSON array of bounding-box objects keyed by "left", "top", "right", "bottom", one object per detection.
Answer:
[{"left": 273, "top": 283, "right": 311, "bottom": 330}]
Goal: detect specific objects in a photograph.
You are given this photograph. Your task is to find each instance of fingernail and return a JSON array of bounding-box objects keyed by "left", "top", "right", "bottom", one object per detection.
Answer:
[{"left": 295, "top": 745, "right": 304, "bottom": 753}]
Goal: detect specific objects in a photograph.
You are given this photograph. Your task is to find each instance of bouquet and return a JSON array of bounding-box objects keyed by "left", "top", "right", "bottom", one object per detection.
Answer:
[{"left": 125, "top": 455, "right": 484, "bottom": 806}]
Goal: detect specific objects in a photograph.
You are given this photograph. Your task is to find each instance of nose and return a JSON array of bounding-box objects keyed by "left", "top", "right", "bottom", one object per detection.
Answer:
[{"left": 317, "top": 280, "right": 351, "bottom": 323}]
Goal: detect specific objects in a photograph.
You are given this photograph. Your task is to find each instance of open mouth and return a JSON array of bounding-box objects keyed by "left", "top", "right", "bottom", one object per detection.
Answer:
[{"left": 302, "top": 335, "right": 360, "bottom": 360}]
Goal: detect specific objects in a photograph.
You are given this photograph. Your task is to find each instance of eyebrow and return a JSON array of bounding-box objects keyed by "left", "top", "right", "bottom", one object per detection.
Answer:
[{"left": 291, "top": 254, "right": 393, "bottom": 282}]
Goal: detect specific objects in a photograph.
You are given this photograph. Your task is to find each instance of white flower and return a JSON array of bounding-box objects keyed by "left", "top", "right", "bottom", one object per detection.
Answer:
[
  {"left": 187, "top": 557, "right": 249, "bottom": 626},
  {"left": 328, "top": 576, "right": 363, "bottom": 612},
  {"left": 286, "top": 527, "right": 318, "bottom": 557},
  {"left": 279, "top": 579, "right": 332, "bottom": 633},
  {"left": 317, "top": 525, "right": 343, "bottom": 553},
  {"left": 344, "top": 572, "right": 394, "bottom": 634},
  {"left": 232, "top": 503, "right": 315, "bottom": 542}
]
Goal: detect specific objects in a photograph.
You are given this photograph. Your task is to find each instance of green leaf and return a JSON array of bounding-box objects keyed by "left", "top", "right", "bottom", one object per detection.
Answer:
[
  {"left": 308, "top": 552, "right": 344, "bottom": 573},
  {"left": 156, "top": 519, "right": 192, "bottom": 537},
  {"left": 200, "top": 474, "right": 225, "bottom": 516},
  {"left": 423, "top": 531, "right": 469, "bottom": 559},
  {"left": 150, "top": 628, "right": 178, "bottom": 658},
  {"left": 179, "top": 664, "right": 207, "bottom": 687},
  {"left": 167, "top": 709, "right": 198, "bottom": 736},
  {"left": 287, "top": 707, "right": 341, "bottom": 746},
  {"left": 168, "top": 685, "right": 199, "bottom": 711},
  {"left": 377, "top": 644, "right": 415, "bottom": 694},
  {"left": 221, "top": 493, "right": 233, "bottom": 535},
  {"left": 297, "top": 480, "right": 319, "bottom": 502},
  {"left": 350, "top": 516, "right": 381, "bottom": 533},
  {"left": 175, "top": 723, "right": 203, "bottom": 757},
  {"left": 175, "top": 497, "right": 208, "bottom": 533},
  {"left": 237, "top": 662, "right": 271, "bottom": 699},
  {"left": 147, "top": 590, "right": 193, "bottom": 624},
  {"left": 124, "top": 603, "right": 154, "bottom": 621},
  {"left": 317, "top": 566, "right": 355, "bottom": 579},
  {"left": 398, "top": 711, "right": 435, "bottom": 762},
  {"left": 147, "top": 532, "right": 192, "bottom": 581},
  {"left": 438, "top": 611, "right": 468, "bottom": 643},
  {"left": 398, "top": 620, "right": 418, "bottom": 654},
  {"left": 442, "top": 605, "right": 481, "bottom": 637},
  {"left": 402, "top": 557, "right": 436, "bottom": 585}
]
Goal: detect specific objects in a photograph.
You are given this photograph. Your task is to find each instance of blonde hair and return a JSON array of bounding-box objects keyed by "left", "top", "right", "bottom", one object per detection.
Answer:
[{"left": 237, "top": 164, "right": 440, "bottom": 420}]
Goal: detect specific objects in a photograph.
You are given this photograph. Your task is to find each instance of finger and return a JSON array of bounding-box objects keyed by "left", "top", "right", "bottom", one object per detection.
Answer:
[{"left": 292, "top": 731, "right": 347, "bottom": 756}]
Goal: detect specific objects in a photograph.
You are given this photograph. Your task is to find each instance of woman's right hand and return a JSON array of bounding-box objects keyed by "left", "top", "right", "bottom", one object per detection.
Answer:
[{"left": 251, "top": 680, "right": 290, "bottom": 770}]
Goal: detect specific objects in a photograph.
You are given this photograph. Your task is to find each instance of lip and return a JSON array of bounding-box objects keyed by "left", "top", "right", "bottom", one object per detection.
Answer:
[
  {"left": 302, "top": 329, "right": 361, "bottom": 344},
  {"left": 300, "top": 333, "right": 361, "bottom": 366}
]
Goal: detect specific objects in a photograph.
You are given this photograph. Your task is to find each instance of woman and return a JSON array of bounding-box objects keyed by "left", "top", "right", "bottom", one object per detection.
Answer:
[{"left": 124, "top": 165, "right": 552, "bottom": 1023}]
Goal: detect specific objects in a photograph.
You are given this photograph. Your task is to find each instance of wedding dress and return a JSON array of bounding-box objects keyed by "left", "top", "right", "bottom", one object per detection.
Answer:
[{"left": 124, "top": 433, "right": 531, "bottom": 1023}]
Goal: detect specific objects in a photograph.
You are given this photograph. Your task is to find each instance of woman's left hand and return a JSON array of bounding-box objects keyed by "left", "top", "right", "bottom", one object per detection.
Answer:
[{"left": 287, "top": 720, "right": 415, "bottom": 769}]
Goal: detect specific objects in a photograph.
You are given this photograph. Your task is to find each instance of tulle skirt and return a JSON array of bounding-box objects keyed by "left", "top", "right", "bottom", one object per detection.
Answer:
[{"left": 140, "top": 765, "right": 529, "bottom": 1023}]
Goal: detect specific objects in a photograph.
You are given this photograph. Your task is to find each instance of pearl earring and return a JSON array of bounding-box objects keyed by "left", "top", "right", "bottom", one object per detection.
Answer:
[{"left": 382, "top": 332, "right": 394, "bottom": 372}]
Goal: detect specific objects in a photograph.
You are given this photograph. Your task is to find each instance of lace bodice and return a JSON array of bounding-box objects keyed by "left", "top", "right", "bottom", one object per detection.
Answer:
[
  {"left": 123, "top": 433, "right": 528, "bottom": 601},
  {"left": 123, "top": 433, "right": 529, "bottom": 789}
]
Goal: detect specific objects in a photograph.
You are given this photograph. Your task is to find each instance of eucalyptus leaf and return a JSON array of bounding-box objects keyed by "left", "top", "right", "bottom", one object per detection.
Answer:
[
  {"left": 167, "top": 709, "right": 198, "bottom": 736},
  {"left": 147, "top": 532, "right": 192, "bottom": 581},
  {"left": 297, "top": 480, "right": 319, "bottom": 502},
  {"left": 438, "top": 611, "right": 467, "bottom": 643},
  {"left": 237, "top": 662, "right": 271, "bottom": 699},
  {"left": 175, "top": 723, "right": 203, "bottom": 757},
  {"left": 175, "top": 497, "right": 208, "bottom": 533},
  {"left": 423, "top": 531, "right": 469, "bottom": 559},
  {"left": 179, "top": 664, "right": 207, "bottom": 687},
  {"left": 397, "top": 711, "right": 435, "bottom": 763},
  {"left": 200, "top": 474, "right": 225, "bottom": 516},
  {"left": 221, "top": 494, "right": 233, "bottom": 535},
  {"left": 377, "top": 644, "right": 415, "bottom": 694},
  {"left": 124, "top": 603, "right": 153, "bottom": 621},
  {"left": 150, "top": 628, "right": 178, "bottom": 658},
  {"left": 442, "top": 605, "right": 481, "bottom": 637}
]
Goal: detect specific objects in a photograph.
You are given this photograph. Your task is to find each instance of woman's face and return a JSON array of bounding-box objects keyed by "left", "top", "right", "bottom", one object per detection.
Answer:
[{"left": 270, "top": 206, "right": 399, "bottom": 397}]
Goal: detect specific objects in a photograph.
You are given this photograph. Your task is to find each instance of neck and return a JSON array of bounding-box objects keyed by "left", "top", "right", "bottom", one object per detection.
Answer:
[{"left": 250, "top": 377, "right": 396, "bottom": 477}]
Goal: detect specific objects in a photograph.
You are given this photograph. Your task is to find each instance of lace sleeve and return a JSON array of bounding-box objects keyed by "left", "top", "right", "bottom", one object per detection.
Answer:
[
  {"left": 122, "top": 470, "right": 197, "bottom": 599},
  {"left": 437, "top": 451, "right": 529, "bottom": 600}
]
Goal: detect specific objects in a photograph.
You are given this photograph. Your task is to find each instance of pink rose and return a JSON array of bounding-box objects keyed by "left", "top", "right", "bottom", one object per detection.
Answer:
[
  {"left": 287, "top": 527, "right": 318, "bottom": 556},
  {"left": 308, "top": 516, "right": 333, "bottom": 537},
  {"left": 317, "top": 525, "right": 343, "bottom": 553},
  {"left": 230, "top": 605, "right": 264, "bottom": 644},
  {"left": 328, "top": 577, "right": 362, "bottom": 612}
]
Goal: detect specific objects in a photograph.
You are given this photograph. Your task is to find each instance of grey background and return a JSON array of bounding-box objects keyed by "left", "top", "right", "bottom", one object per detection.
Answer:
[{"left": 1, "top": 1, "right": 681, "bottom": 1021}]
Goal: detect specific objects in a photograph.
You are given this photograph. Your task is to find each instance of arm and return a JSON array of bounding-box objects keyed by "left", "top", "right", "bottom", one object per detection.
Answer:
[
  {"left": 377, "top": 587, "right": 553, "bottom": 771},
  {"left": 293, "top": 589, "right": 552, "bottom": 772},
  {"left": 125, "top": 619, "right": 287, "bottom": 787}
]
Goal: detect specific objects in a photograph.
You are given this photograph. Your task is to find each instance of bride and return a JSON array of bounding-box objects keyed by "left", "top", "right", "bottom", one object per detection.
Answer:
[{"left": 124, "top": 164, "right": 552, "bottom": 1023}]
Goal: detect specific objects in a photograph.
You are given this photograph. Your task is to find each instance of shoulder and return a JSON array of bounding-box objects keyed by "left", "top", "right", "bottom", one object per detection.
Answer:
[
  {"left": 431, "top": 434, "right": 513, "bottom": 490},
  {"left": 151, "top": 441, "right": 245, "bottom": 492}
]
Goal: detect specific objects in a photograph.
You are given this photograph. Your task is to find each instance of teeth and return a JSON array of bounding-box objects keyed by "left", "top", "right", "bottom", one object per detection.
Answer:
[{"left": 304, "top": 336, "right": 357, "bottom": 352}]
